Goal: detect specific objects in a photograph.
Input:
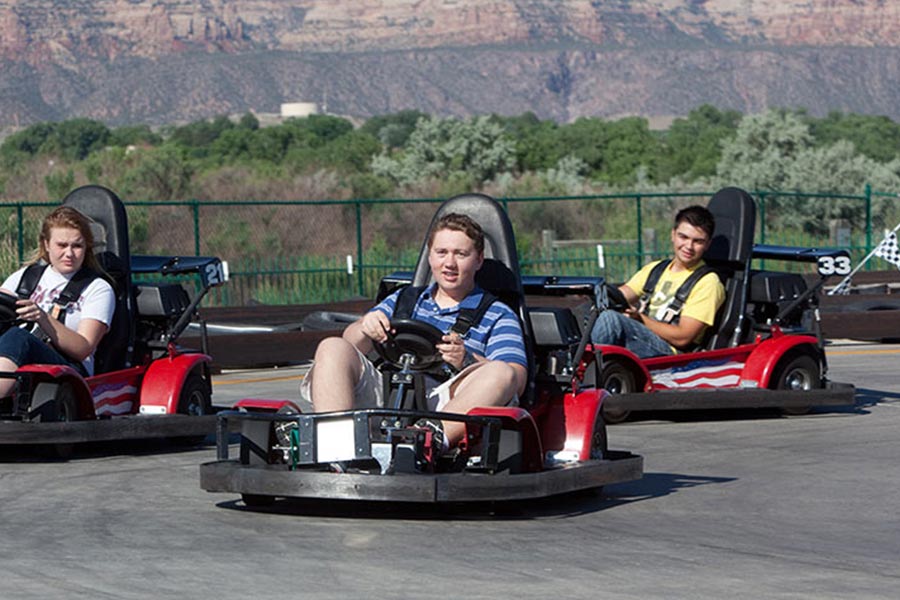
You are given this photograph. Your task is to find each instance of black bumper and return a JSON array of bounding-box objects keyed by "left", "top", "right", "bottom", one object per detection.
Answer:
[
  {"left": 603, "top": 381, "right": 856, "bottom": 413},
  {"left": 200, "top": 450, "right": 643, "bottom": 503},
  {"left": 0, "top": 414, "right": 219, "bottom": 445}
]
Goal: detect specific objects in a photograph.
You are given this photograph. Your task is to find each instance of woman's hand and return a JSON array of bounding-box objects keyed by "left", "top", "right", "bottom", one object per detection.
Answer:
[{"left": 16, "top": 298, "right": 48, "bottom": 326}]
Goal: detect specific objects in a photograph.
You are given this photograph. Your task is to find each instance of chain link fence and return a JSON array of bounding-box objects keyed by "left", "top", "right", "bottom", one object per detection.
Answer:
[{"left": 2, "top": 188, "right": 897, "bottom": 306}]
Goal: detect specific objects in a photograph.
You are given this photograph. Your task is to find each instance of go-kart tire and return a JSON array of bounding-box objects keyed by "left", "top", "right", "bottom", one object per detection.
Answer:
[
  {"left": 772, "top": 353, "right": 821, "bottom": 416},
  {"left": 32, "top": 382, "right": 78, "bottom": 459},
  {"left": 172, "top": 372, "right": 212, "bottom": 445},
  {"left": 242, "top": 493, "right": 276, "bottom": 508},
  {"left": 600, "top": 360, "right": 635, "bottom": 424}
]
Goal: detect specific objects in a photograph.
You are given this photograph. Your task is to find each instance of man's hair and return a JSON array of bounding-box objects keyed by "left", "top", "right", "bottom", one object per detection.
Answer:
[
  {"left": 674, "top": 205, "right": 716, "bottom": 239},
  {"left": 428, "top": 213, "right": 485, "bottom": 254},
  {"left": 31, "top": 205, "right": 102, "bottom": 272}
]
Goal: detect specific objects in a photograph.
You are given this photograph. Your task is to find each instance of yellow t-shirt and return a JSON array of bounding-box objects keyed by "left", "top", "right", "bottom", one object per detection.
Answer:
[{"left": 624, "top": 259, "right": 725, "bottom": 345}]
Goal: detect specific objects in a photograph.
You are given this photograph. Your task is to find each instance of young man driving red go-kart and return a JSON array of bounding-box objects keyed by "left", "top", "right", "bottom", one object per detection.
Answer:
[
  {"left": 589, "top": 187, "right": 856, "bottom": 422},
  {"left": 304, "top": 212, "right": 528, "bottom": 454},
  {"left": 590, "top": 204, "right": 725, "bottom": 359},
  {"left": 201, "top": 193, "right": 643, "bottom": 506}
]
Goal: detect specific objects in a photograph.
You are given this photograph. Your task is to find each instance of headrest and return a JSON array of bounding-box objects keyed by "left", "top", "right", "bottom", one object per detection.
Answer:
[
  {"left": 412, "top": 193, "right": 521, "bottom": 287},
  {"left": 705, "top": 187, "right": 756, "bottom": 265},
  {"left": 62, "top": 185, "right": 130, "bottom": 264}
]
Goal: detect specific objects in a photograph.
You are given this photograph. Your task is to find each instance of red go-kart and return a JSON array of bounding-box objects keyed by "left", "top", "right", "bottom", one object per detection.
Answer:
[
  {"left": 589, "top": 187, "right": 856, "bottom": 423},
  {"left": 200, "top": 193, "right": 643, "bottom": 506},
  {"left": 0, "top": 185, "right": 228, "bottom": 455}
]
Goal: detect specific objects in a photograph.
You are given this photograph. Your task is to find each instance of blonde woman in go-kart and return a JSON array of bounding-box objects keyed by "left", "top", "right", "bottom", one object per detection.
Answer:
[
  {"left": 0, "top": 206, "right": 115, "bottom": 398},
  {"left": 303, "top": 213, "right": 528, "bottom": 452}
]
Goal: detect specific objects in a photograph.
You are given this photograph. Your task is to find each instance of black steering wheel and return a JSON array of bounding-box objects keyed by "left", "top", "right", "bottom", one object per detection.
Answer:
[
  {"left": 0, "top": 291, "right": 20, "bottom": 332},
  {"left": 602, "top": 283, "right": 630, "bottom": 312},
  {"left": 373, "top": 319, "right": 445, "bottom": 371}
]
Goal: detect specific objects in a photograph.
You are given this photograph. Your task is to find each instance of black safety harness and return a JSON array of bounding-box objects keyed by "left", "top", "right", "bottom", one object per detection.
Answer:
[
  {"left": 15, "top": 263, "right": 101, "bottom": 375},
  {"left": 16, "top": 263, "right": 101, "bottom": 325},
  {"left": 393, "top": 284, "right": 498, "bottom": 337},
  {"left": 639, "top": 259, "right": 715, "bottom": 325}
]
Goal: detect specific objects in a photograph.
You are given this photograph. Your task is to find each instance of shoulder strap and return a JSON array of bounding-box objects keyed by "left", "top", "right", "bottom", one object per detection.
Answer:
[
  {"left": 663, "top": 265, "right": 715, "bottom": 324},
  {"left": 451, "top": 291, "right": 498, "bottom": 336},
  {"left": 392, "top": 285, "right": 427, "bottom": 320},
  {"left": 54, "top": 267, "right": 99, "bottom": 312},
  {"left": 16, "top": 264, "right": 47, "bottom": 299},
  {"left": 640, "top": 259, "right": 671, "bottom": 315}
]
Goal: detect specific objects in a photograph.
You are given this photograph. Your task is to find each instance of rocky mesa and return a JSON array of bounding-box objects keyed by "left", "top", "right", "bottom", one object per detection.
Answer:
[{"left": 2, "top": 0, "right": 900, "bottom": 130}]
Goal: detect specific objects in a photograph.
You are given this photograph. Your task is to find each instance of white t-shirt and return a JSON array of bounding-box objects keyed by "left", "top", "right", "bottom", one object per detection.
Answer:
[{"left": 2, "top": 265, "right": 115, "bottom": 375}]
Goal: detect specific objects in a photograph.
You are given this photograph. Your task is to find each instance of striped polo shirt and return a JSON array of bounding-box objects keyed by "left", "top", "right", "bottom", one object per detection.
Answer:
[{"left": 371, "top": 285, "right": 528, "bottom": 369}]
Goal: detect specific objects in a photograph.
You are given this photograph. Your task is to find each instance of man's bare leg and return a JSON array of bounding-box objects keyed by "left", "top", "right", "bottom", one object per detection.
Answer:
[
  {"left": 310, "top": 337, "right": 363, "bottom": 412},
  {"left": 438, "top": 361, "right": 518, "bottom": 445}
]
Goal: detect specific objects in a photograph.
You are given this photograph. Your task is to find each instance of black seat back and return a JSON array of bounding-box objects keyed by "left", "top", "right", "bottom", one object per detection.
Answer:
[
  {"left": 412, "top": 193, "right": 535, "bottom": 402},
  {"left": 62, "top": 185, "right": 135, "bottom": 373},
  {"left": 702, "top": 187, "right": 757, "bottom": 349}
]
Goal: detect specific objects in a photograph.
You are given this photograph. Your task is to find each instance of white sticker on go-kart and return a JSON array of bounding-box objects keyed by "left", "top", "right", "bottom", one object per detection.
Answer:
[
  {"left": 817, "top": 255, "right": 851, "bottom": 276},
  {"left": 316, "top": 418, "right": 356, "bottom": 462}
]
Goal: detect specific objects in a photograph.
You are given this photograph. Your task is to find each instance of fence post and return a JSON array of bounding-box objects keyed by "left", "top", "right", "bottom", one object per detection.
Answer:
[
  {"left": 356, "top": 200, "right": 364, "bottom": 297},
  {"left": 635, "top": 195, "right": 643, "bottom": 262},
  {"left": 16, "top": 204, "right": 24, "bottom": 263},
  {"left": 192, "top": 198, "right": 201, "bottom": 256},
  {"left": 864, "top": 183, "right": 872, "bottom": 258},
  {"left": 758, "top": 191, "right": 767, "bottom": 244}
]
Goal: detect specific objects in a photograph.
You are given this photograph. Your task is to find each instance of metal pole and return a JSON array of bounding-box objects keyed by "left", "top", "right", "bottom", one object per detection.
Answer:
[
  {"left": 356, "top": 201, "right": 364, "bottom": 297},
  {"left": 864, "top": 183, "right": 872, "bottom": 262},
  {"left": 635, "top": 195, "right": 643, "bottom": 263},
  {"left": 192, "top": 198, "right": 201, "bottom": 256},
  {"left": 16, "top": 204, "right": 24, "bottom": 263}
]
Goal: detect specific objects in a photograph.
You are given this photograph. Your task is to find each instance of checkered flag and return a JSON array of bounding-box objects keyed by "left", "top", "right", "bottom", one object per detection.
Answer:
[{"left": 874, "top": 231, "right": 900, "bottom": 269}]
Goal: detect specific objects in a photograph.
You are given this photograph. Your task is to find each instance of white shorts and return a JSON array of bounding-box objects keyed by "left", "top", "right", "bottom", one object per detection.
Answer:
[
  {"left": 299, "top": 347, "right": 385, "bottom": 409},
  {"left": 299, "top": 351, "right": 517, "bottom": 412}
]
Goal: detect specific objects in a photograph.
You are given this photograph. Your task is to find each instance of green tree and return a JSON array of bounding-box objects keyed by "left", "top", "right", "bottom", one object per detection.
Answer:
[
  {"left": 110, "top": 125, "right": 162, "bottom": 147},
  {"left": 658, "top": 105, "right": 741, "bottom": 181},
  {"left": 807, "top": 111, "right": 900, "bottom": 163},
  {"left": 360, "top": 110, "right": 429, "bottom": 148},
  {"left": 120, "top": 145, "right": 194, "bottom": 201},
  {"left": 716, "top": 109, "right": 814, "bottom": 191},
  {"left": 371, "top": 116, "right": 516, "bottom": 186}
]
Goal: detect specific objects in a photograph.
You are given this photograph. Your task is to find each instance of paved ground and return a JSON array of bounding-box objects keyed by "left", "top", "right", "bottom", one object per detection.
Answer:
[{"left": 1, "top": 341, "right": 898, "bottom": 599}]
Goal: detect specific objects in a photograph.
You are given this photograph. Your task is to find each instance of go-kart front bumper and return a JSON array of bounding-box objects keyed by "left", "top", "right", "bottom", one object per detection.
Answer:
[{"left": 199, "top": 408, "right": 643, "bottom": 503}]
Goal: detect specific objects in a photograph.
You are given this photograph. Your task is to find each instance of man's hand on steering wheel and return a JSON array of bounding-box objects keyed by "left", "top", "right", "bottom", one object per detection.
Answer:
[
  {"left": 359, "top": 310, "right": 392, "bottom": 343},
  {"left": 436, "top": 332, "right": 468, "bottom": 371}
]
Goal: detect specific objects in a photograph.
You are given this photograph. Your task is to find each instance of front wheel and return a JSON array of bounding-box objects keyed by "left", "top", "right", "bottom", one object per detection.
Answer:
[
  {"left": 172, "top": 372, "right": 212, "bottom": 445},
  {"left": 772, "top": 353, "right": 821, "bottom": 416},
  {"left": 32, "top": 382, "right": 78, "bottom": 459},
  {"left": 600, "top": 360, "right": 636, "bottom": 424}
]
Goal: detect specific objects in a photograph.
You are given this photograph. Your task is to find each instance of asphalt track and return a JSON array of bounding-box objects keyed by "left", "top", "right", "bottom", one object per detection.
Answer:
[{"left": 2, "top": 341, "right": 899, "bottom": 599}]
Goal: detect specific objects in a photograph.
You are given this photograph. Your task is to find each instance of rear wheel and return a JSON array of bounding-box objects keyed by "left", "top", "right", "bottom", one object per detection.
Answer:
[
  {"left": 772, "top": 353, "right": 821, "bottom": 416},
  {"left": 600, "top": 360, "right": 636, "bottom": 424},
  {"left": 172, "top": 372, "right": 212, "bottom": 445}
]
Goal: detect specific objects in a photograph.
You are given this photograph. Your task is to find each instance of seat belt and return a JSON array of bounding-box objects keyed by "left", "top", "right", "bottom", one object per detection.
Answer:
[{"left": 639, "top": 259, "right": 714, "bottom": 325}]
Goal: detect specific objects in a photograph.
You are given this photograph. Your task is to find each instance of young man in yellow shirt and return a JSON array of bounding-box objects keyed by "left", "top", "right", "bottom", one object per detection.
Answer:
[{"left": 591, "top": 205, "right": 725, "bottom": 358}]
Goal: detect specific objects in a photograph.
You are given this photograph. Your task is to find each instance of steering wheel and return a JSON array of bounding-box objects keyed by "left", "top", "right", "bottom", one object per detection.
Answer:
[
  {"left": 373, "top": 319, "right": 445, "bottom": 371},
  {"left": 0, "top": 291, "right": 20, "bottom": 332},
  {"left": 602, "top": 283, "right": 630, "bottom": 312}
]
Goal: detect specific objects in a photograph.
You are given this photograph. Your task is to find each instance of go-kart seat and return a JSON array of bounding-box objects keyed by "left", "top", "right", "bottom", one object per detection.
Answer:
[
  {"left": 411, "top": 193, "right": 536, "bottom": 404},
  {"left": 62, "top": 185, "right": 135, "bottom": 374},
  {"left": 701, "top": 187, "right": 757, "bottom": 349}
]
